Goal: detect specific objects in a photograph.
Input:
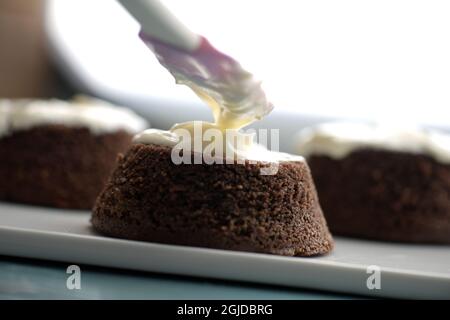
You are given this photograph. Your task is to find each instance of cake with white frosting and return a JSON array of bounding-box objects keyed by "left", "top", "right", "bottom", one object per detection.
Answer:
[
  {"left": 91, "top": 111, "right": 334, "bottom": 257},
  {"left": 91, "top": 140, "right": 334, "bottom": 256},
  {"left": 0, "top": 96, "right": 148, "bottom": 209},
  {"left": 295, "top": 122, "right": 450, "bottom": 243}
]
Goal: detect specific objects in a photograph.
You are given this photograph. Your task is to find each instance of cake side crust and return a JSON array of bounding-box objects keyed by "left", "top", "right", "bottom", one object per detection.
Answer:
[
  {"left": 0, "top": 125, "right": 133, "bottom": 209},
  {"left": 309, "top": 149, "right": 450, "bottom": 243},
  {"left": 92, "top": 143, "right": 334, "bottom": 256}
]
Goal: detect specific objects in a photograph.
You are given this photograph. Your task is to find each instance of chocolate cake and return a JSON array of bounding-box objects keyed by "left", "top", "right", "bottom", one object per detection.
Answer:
[
  {"left": 0, "top": 97, "right": 148, "bottom": 209},
  {"left": 92, "top": 142, "right": 334, "bottom": 256},
  {"left": 295, "top": 122, "right": 450, "bottom": 243}
]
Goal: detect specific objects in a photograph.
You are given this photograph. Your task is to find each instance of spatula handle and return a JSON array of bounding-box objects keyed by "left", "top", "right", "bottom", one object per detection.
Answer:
[{"left": 117, "top": 0, "right": 200, "bottom": 51}]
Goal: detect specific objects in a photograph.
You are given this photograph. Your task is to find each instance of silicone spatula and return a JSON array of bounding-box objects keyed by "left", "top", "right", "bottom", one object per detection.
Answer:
[{"left": 117, "top": 0, "right": 273, "bottom": 124}]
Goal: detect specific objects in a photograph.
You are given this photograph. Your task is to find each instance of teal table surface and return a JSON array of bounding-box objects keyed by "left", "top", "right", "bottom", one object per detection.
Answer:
[{"left": 0, "top": 255, "right": 358, "bottom": 300}]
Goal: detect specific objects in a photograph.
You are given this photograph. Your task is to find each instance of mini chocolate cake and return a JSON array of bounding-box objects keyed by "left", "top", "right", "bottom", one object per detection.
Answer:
[
  {"left": 0, "top": 97, "right": 148, "bottom": 209},
  {"left": 92, "top": 143, "right": 333, "bottom": 256},
  {"left": 296, "top": 122, "right": 450, "bottom": 243},
  {"left": 97, "top": 27, "right": 334, "bottom": 256}
]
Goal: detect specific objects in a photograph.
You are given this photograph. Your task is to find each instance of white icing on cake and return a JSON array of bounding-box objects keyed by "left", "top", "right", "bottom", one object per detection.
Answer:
[
  {"left": 295, "top": 122, "right": 450, "bottom": 163},
  {"left": 134, "top": 128, "right": 304, "bottom": 163},
  {"left": 137, "top": 36, "right": 279, "bottom": 163},
  {"left": 0, "top": 96, "right": 149, "bottom": 138},
  {"left": 133, "top": 128, "right": 180, "bottom": 147}
]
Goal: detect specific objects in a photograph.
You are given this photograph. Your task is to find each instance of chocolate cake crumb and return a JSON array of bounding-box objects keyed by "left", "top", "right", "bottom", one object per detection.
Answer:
[
  {"left": 92, "top": 143, "right": 334, "bottom": 256},
  {"left": 308, "top": 149, "right": 450, "bottom": 243},
  {"left": 0, "top": 125, "right": 133, "bottom": 209}
]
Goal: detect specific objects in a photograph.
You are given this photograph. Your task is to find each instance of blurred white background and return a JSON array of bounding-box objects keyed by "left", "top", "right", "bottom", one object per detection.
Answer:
[{"left": 47, "top": 0, "right": 450, "bottom": 129}]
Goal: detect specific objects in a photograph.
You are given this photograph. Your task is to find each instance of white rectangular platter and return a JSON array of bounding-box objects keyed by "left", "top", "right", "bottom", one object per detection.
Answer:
[{"left": 0, "top": 202, "right": 449, "bottom": 299}]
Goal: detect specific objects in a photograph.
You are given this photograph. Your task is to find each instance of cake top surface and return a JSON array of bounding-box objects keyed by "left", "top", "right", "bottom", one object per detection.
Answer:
[
  {"left": 295, "top": 122, "right": 450, "bottom": 163},
  {"left": 0, "top": 96, "right": 148, "bottom": 137},
  {"left": 134, "top": 128, "right": 304, "bottom": 163}
]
